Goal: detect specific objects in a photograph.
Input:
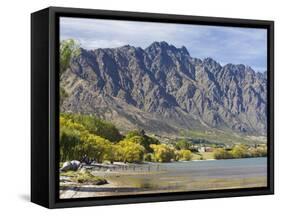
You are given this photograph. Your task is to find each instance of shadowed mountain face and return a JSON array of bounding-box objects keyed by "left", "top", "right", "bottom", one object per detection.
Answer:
[{"left": 60, "top": 41, "right": 267, "bottom": 136}]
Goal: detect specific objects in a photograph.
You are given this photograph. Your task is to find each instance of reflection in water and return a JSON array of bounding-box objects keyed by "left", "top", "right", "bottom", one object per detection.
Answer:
[
  {"left": 105, "top": 158, "right": 267, "bottom": 193},
  {"left": 60, "top": 157, "right": 267, "bottom": 198},
  {"left": 136, "top": 181, "right": 156, "bottom": 189}
]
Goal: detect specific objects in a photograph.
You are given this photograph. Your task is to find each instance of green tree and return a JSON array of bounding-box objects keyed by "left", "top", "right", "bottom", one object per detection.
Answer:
[
  {"left": 125, "top": 130, "right": 142, "bottom": 139},
  {"left": 60, "top": 39, "right": 81, "bottom": 77},
  {"left": 79, "top": 134, "right": 112, "bottom": 163},
  {"left": 60, "top": 39, "right": 80, "bottom": 105},
  {"left": 59, "top": 115, "right": 87, "bottom": 161},
  {"left": 60, "top": 127, "right": 84, "bottom": 161},
  {"left": 59, "top": 114, "right": 116, "bottom": 163},
  {"left": 61, "top": 113, "right": 123, "bottom": 142},
  {"left": 125, "top": 130, "right": 160, "bottom": 153},
  {"left": 103, "top": 145, "right": 118, "bottom": 163},
  {"left": 175, "top": 139, "right": 191, "bottom": 150}
]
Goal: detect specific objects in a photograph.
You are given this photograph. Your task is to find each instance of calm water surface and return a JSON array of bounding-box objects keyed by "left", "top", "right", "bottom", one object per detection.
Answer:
[
  {"left": 60, "top": 157, "right": 267, "bottom": 198},
  {"left": 103, "top": 157, "right": 267, "bottom": 194}
]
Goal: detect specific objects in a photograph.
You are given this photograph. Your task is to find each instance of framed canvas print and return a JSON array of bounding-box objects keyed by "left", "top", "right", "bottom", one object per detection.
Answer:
[{"left": 31, "top": 7, "right": 274, "bottom": 208}]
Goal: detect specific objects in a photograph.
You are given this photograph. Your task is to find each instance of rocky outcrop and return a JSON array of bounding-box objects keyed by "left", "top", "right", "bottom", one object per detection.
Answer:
[
  {"left": 61, "top": 41, "right": 267, "bottom": 136},
  {"left": 60, "top": 160, "right": 81, "bottom": 172}
]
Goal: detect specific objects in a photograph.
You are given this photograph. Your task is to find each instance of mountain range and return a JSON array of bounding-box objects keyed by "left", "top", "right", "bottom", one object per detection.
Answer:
[{"left": 60, "top": 41, "right": 267, "bottom": 137}]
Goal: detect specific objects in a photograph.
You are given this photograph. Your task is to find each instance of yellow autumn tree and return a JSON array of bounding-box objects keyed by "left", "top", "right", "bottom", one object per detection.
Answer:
[
  {"left": 150, "top": 144, "right": 176, "bottom": 162},
  {"left": 115, "top": 140, "right": 145, "bottom": 163},
  {"left": 177, "top": 149, "right": 192, "bottom": 161},
  {"left": 231, "top": 144, "right": 249, "bottom": 158}
]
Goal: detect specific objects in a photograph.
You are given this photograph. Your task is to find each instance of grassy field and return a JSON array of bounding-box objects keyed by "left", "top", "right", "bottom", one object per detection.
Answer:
[
  {"left": 185, "top": 129, "right": 266, "bottom": 147},
  {"left": 60, "top": 170, "right": 107, "bottom": 184},
  {"left": 192, "top": 152, "right": 214, "bottom": 160}
]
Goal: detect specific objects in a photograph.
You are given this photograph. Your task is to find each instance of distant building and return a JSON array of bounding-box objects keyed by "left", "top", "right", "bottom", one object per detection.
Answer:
[{"left": 198, "top": 146, "right": 213, "bottom": 153}]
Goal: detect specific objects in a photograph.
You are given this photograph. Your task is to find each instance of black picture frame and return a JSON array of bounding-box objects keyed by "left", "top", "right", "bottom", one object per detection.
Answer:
[{"left": 31, "top": 6, "right": 274, "bottom": 208}]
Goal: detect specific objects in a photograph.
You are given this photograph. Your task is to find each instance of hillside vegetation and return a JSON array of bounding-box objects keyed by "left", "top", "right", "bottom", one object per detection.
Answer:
[{"left": 60, "top": 113, "right": 267, "bottom": 163}]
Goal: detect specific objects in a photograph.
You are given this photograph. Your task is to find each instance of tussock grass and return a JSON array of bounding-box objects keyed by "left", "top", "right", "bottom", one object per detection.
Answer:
[{"left": 61, "top": 170, "right": 108, "bottom": 185}]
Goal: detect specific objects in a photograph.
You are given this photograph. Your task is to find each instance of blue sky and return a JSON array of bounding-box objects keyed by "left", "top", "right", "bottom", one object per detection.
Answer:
[{"left": 60, "top": 17, "right": 267, "bottom": 72}]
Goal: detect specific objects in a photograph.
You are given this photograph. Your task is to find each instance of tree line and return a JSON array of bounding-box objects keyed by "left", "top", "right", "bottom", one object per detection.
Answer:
[
  {"left": 60, "top": 113, "right": 193, "bottom": 163},
  {"left": 213, "top": 144, "right": 267, "bottom": 159}
]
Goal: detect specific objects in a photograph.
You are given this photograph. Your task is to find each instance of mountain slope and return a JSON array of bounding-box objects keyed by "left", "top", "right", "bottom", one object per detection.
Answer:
[{"left": 60, "top": 41, "right": 267, "bottom": 136}]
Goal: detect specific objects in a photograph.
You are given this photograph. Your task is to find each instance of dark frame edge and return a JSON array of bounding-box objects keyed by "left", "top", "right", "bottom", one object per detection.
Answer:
[
  {"left": 268, "top": 21, "right": 274, "bottom": 195},
  {"left": 31, "top": 8, "right": 51, "bottom": 208},
  {"left": 47, "top": 6, "right": 274, "bottom": 25},
  {"left": 49, "top": 7, "right": 59, "bottom": 209},
  {"left": 53, "top": 188, "right": 273, "bottom": 208}
]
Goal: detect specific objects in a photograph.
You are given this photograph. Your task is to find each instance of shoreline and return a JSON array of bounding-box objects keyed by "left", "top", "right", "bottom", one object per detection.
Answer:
[
  {"left": 60, "top": 157, "right": 267, "bottom": 199},
  {"left": 88, "top": 156, "right": 267, "bottom": 167},
  {"left": 112, "top": 156, "right": 265, "bottom": 163},
  {"left": 60, "top": 174, "right": 267, "bottom": 199}
]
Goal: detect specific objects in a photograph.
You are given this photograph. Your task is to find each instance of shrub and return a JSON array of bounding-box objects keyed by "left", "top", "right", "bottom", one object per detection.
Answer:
[
  {"left": 61, "top": 170, "right": 108, "bottom": 185},
  {"left": 61, "top": 113, "right": 123, "bottom": 142},
  {"left": 60, "top": 115, "right": 116, "bottom": 162},
  {"left": 125, "top": 130, "right": 160, "bottom": 153},
  {"left": 125, "top": 130, "right": 143, "bottom": 139},
  {"left": 177, "top": 149, "right": 192, "bottom": 161},
  {"left": 75, "top": 171, "right": 107, "bottom": 185},
  {"left": 248, "top": 147, "right": 267, "bottom": 157},
  {"left": 60, "top": 39, "right": 80, "bottom": 105},
  {"left": 175, "top": 139, "right": 191, "bottom": 150},
  {"left": 231, "top": 144, "right": 249, "bottom": 158},
  {"left": 115, "top": 140, "right": 145, "bottom": 163},
  {"left": 213, "top": 148, "right": 233, "bottom": 159},
  {"left": 60, "top": 39, "right": 80, "bottom": 76},
  {"left": 144, "top": 153, "right": 153, "bottom": 162},
  {"left": 60, "top": 126, "right": 83, "bottom": 161},
  {"left": 257, "top": 147, "right": 267, "bottom": 157},
  {"left": 79, "top": 134, "right": 112, "bottom": 163},
  {"left": 150, "top": 144, "right": 176, "bottom": 162}
]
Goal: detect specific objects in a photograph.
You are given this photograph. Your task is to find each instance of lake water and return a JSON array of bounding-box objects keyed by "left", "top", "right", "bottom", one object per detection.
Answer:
[
  {"left": 60, "top": 157, "right": 267, "bottom": 198},
  {"left": 101, "top": 157, "right": 267, "bottom": 195}
]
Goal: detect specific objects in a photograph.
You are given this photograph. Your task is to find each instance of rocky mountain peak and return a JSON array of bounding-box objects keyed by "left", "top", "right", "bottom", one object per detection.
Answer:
[
  {"left": 61, "top": 41, "right": 267, "bottom": 136},
  {"left": 180, "top": 46, "right": 190, "bottom": 56},
  {"left": 203, "top": 57, "right": 220, "bottom": 66},
  {"left": 148, "top": 41, "right": 171, "bottom": 49},
  {"left": 145, "top": 41, "right": 187, "bottom": 55}
]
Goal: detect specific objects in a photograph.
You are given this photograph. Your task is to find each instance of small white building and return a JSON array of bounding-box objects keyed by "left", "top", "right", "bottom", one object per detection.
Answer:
[{"left": 198, "top": 146, "right": 213, "bottom": 153}]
